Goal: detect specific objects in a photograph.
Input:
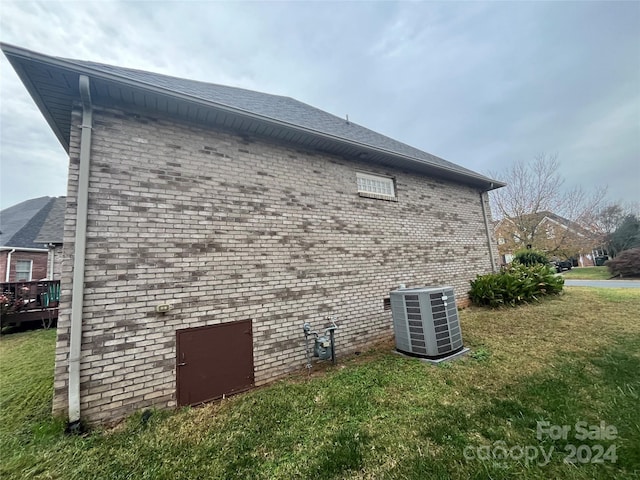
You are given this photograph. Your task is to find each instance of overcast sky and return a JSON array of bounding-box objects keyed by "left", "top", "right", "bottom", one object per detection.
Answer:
[{"left": 1, "top": 1, "right": 639, "bottom": 211}]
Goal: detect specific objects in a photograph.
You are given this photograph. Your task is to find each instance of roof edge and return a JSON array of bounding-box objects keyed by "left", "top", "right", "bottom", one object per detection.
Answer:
[
  {"left": 0, "top": 246, "right": 48, "bottom": 252},
  {"left": 1, "top": 44, "right": 70, "bottom": 150}
]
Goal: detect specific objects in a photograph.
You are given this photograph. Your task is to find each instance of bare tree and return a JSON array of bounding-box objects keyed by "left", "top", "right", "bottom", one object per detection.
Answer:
[
  {"left": 490, "top": 153, "right": 607, "bottom": 259},
  {"left": 491, "top": 154, "right": 564, "bottom": 220},
  {"left": 591, "top": 201, "right": 640, "bottom": 237},
  {"left": 591, "top": 202, "right": 640, "bottom": 257}
]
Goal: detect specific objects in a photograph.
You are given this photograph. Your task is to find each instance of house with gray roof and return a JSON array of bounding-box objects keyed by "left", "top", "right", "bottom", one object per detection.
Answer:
[
  {"left": 35, "top": 196, "right": 67, "bottom": 280},
  {"left": 0, "top": 196, "right": 53, "bottom": 282},
  {"left": 2, "top": 43, "right": 504, "bottom": 426},
  {"left": 494, "top": 210, "right": 599, "bottom": 265}
]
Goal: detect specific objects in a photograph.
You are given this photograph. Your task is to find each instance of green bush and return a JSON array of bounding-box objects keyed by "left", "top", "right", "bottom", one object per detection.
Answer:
[
  {"left": 606, "top": 248, "right": 640, "bottom": 278},
  {"left": 513, "top": 249, "right": 549, "bottom": 266},
  {"left": 469, "top": 263, "right": 564, "bottom": 308}
]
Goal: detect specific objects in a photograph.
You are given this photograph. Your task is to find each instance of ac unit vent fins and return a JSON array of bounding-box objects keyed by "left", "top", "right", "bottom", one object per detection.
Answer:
[{"left": 390, "top": 286, "right": 465, "bottom": 359}]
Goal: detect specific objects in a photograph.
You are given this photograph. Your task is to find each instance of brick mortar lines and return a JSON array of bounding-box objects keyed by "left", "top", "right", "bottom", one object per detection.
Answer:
[{"left": 52, "top": 103, "right": 496, "bottom": 423}]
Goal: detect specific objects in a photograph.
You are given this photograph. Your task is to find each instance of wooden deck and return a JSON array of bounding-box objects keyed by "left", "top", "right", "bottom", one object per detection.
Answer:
[{"left": 0, "top": 280, "right": 60, "bottom": 328}]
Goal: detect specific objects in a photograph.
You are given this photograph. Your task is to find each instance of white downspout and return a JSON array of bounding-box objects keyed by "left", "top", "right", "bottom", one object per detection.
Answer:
[
  {"left": 5, "top": 249, "right": 15, "bottom": 282},
  {"left": 47, "top": 244, "right": 55, "bottom": 279},
  {"left": 480, "top": 191, "right": 497, "bottom": 272},
  {"left": 68, "top": 75, "right": 93, "bottom": 429}
]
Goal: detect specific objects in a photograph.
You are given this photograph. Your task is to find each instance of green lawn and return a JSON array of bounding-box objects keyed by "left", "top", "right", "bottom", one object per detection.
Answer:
[
  {"left": 1, "top": 288, "right": 639, "bottom": 479},
  {"left": 561, "top": 266, "right": 612, "bottom": 280}
]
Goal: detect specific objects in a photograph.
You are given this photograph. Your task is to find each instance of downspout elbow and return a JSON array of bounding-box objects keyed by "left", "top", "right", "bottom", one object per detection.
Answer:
[
  {"left": 79, "top": 75, "right": 92, "bottom": 111},
  {"left": 5, "top": 249, "right": 15, "bottom": 282}
]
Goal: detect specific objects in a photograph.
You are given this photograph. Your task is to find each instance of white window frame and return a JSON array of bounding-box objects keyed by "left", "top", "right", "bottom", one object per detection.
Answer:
[
  {"left": 356, "top": 172, "right": 397, "bottom": 201},
  {"left": 15, "top": 259, "right": 33, "bottom": 282}
]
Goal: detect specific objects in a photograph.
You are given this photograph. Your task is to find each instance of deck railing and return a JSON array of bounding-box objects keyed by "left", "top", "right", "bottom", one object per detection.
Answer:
[{"left": 0, "top": 280, "right": 60, "bottom": 328}]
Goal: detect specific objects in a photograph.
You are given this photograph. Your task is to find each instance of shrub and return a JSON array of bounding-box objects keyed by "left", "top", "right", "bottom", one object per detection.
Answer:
[
  {"left": 606, "top": 248, "right": 640, "bottom": 278},
  {"left": 469, "top": 263, "right": 564, "bottom": 308},
  {"left": 513, "top": 249, "right": 549, "bottom": 266}
]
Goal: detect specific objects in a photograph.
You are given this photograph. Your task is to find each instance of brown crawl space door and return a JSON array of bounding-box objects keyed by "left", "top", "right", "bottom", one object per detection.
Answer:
[{"left": 176, "top": 319, "right": 254, "bottom": 406}]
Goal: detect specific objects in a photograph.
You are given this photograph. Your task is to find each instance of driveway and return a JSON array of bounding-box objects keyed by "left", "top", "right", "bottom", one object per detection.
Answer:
[{"left": 564, "top": 279, "right": 640, "bottom": 288}]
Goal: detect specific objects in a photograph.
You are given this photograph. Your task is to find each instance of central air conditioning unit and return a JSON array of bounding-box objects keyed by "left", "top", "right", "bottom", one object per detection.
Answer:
[{"left": 390, "top": 286, "right": 468, "bottom": 361}]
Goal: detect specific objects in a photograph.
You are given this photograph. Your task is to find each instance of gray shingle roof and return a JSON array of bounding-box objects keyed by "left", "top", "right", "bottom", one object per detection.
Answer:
[
  {"left": 71, "top": 59, "right": 483, "bottom": 179},
  {"left": 35, "top": 196, "right": 66, "bottom": 244},
  {"left": 1, "top": 43, "right": 504, "bottom": 190},
  {"left": 0, "top": 196, "right": 53, "bottom": 249}
]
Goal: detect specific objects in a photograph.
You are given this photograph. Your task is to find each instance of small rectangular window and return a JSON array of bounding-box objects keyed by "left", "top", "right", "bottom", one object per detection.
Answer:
[
  {"left": 356, "top": 172, "right": 396, "bottom": 200},
  {"left": 15, "top": 260, "right": 32, "bottom": 281}
]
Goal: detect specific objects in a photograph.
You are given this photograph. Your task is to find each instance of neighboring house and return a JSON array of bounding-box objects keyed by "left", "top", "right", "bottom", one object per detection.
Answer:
[
  {"left": 34, "top": 197, "right": 67, "bottom": 280},
  {"left": 0, "top": 196, "right": 54, "bottom": 282},
  {"left": 3, "top": 44, "right": 504, "bottom": 425},
  {"left": 494, "top": 211, "right": 598, "bottom": 265}
]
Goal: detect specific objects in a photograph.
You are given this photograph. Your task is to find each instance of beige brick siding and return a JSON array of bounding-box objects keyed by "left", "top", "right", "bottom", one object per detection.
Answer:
[
  {"left": 46, "top": 245, "right": 64, "bottom": 280},
  {"left": 53, "top": 104, "right": 496, "bottom": 424}
]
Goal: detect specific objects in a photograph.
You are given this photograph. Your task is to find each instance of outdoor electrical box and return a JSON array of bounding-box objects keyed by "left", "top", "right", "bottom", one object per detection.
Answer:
[{"left": 155, "top": 303, "right": 172, "bottom": 313}]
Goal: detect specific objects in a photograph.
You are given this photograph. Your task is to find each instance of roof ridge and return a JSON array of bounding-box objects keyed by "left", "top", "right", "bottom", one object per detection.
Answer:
[
  {"left": 3, "top": 197, "right": 55, "bottom": 248},
  {"left": 64, "top": 57, "right": 297, "bottom": 102},
  {"left": 34, "top": 196, "right": 66, "bottom": 244}
]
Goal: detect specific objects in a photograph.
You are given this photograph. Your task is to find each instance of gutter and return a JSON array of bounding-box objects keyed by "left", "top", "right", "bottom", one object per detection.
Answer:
[
  {"left": 0, "top": 246, "right": 48, "bottom": 252},
  {"left": 480, "top": 191, "right": 497, "bottom": 272},
  {"left": 5, "top": 249, "right": 15, "bottom": 282},
  {"left": 67, "top": 74, "right": 93, "bottom": 430}
]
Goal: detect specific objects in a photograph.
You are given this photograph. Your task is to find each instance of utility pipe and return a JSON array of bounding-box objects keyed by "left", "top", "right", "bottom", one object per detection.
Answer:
[
  {"left": 5, "top": 248, "right": 15, "bottom": 282},
  {"left": 47, "top": 244, "right": 55, "bottom": 279},
  {"left": 480, "top": 191, "right": 497, "bottom": 272},
  {"left": 68, "top": 75, "right": 93, "bottom": 429}
]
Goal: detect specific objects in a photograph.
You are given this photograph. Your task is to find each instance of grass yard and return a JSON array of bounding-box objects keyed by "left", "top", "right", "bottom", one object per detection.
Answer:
[
  {"left": 1, "top": 288, "right": 639, "bottom": 479},
  {"left": 561, "top": 266, "right": 612, "bottom": 280}
]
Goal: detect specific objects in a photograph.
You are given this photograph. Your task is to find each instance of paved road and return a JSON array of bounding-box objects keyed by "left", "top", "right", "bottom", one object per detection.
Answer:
[{"left": 564, "top": 279, "right": 640, "bottom": 288}]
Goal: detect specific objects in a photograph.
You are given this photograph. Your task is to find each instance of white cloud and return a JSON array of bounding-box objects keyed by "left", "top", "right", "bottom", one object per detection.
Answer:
[{"left": 1, "top": 0, "right": 639, "bottom": 209}]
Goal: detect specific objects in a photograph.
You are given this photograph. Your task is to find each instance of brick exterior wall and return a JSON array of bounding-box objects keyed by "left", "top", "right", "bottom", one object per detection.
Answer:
[
  {"left": 0, "top": 250, "right": 48, "bottom": 282},
  {"left": 46, "top": 245, "right": 64, "bottom": 280},
  {"left": 0, "top": 252, "right": 6, "bottom": 282},
  {"left": 53, "top": 104, "right": 498, "bottom": 424}
]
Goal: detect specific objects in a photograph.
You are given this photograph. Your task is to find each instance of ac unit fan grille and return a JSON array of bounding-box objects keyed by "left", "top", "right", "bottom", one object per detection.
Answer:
[
  {"left": 404, "top": 295, "right": 427, "bottom": 354},
  {"left": 430, "top": 291, "right": 463, "bottom": 354},
  {"left": 390, "top": 286, "right": 464, "bottom": 359}
]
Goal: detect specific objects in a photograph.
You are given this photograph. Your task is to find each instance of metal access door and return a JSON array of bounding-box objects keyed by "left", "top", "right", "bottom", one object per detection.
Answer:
[{"left": 176, "top": 319, "right": 254, "bottom": 407}]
